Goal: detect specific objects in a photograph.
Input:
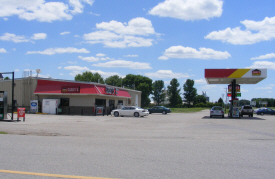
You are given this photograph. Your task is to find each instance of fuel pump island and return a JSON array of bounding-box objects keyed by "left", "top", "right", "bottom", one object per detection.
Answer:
[{"left": 205, "top": 69, "right": 267, "bottom": 118}]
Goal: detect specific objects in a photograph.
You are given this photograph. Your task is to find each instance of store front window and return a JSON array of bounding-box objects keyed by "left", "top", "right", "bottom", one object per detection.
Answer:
[
  {"left": 95, "top": 99, "right": 106, "bottom": 106},
  {"left": 118, "top": 100, "right": 123, "bottom": 105},
  {"left": 60, "top": 98, "right": 69, "bottom": 106}
]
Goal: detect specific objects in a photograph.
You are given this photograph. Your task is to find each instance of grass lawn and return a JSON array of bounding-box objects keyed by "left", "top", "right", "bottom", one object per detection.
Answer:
[
  {"left": 0, "top": 131, "right": 7, "bottom": 134},
  {"left": 170, "top": 108, "right": 209, "bottom": 113}
]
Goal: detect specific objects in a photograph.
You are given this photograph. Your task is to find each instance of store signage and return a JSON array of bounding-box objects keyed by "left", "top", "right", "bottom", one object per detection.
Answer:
[
  {"left": 106, "top": 87, "right": 119, "bottom": 95},
  {"left": 252, "top": 69, "right": 261, "bottom": 76},
  {"left": 228, "top": 85, "right": 240, "bottom": 92},
  {"left": 227, "top": 93, "right": 241, "bottom": 97},
  {"left": 61, "top": 86, "right": 80, "bottom": 93}
]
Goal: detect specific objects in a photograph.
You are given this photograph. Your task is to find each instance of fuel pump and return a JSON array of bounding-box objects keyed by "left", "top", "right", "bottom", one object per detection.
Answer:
[{"left": 0, "top": 91, "right": 8, "bottom": 120}]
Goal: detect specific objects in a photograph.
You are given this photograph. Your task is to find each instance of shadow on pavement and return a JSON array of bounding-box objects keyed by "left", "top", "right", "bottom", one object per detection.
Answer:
[{"left": 202, "top": 116, "right": 265, "bottom": 120}]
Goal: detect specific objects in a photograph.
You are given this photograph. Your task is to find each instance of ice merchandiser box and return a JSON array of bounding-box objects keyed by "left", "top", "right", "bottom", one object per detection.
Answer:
[{"left": 42, "top": 99, "right": 60, "bottom": 114}]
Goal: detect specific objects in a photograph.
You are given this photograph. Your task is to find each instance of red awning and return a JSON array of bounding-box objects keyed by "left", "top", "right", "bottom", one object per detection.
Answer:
[{"left": 34, "top": 79, "right": 131, "bottom": 98}]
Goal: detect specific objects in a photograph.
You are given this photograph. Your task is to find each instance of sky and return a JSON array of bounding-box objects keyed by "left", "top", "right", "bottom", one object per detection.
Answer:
[{"left": 0, "top": 0, "right": 275, "bottom": 103}]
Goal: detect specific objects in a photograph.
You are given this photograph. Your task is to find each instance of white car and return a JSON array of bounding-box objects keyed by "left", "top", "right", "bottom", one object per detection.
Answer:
[
  {"left": 210, "top": 106, "right": 224, "bottom": 118},
  {"left": 111, "top": 106, "right": 149, "bottom": 117}
]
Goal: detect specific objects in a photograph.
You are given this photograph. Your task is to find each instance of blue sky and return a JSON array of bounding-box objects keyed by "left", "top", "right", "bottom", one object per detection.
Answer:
[{"left": 0, "top": 0, "right": 275, "bottom": 103}]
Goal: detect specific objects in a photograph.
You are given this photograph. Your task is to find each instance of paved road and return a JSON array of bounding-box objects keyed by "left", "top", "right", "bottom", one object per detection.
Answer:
[{"left": 0, "top": 111, "right": 275, "bottom": 179}]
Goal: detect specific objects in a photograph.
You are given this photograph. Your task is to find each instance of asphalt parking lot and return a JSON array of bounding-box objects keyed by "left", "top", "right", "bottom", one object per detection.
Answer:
[{"left": 1, "top": 110, "right": 275, "bottom": 179}]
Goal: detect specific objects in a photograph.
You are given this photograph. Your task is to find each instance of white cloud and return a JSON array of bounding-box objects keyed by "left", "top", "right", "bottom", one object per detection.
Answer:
[
  {"left": 64, "top": 65, "right": 90, "bottom": 76},
  {"left": 14, "top": 69, "right": 20, "bottom": 72},
  {"left": 149, "top": 0, "right": 223, "bottom": 21},
  {"left": 124, "top": 54, "right": 138, "bottom": 57},
  {"left": 0, "top": 33, "right": 29, "bottom": 43},
  {"left": 64, "top": 66, "right": 90, "bottom": 71},
  {"left": 205, "top": 16, "right": 275, "bottom": 45},
  {"left": 60, "top": 31, "right": 70, "bottom": 35},
  {"left": 96, "top": 53, "right": 106, "bottom": 57},
  {"left": 27, "top": 47, "right": 90, "bottom": 55},
  {"left": 90, "top": 70, "right": 121, "bottom": 78},
  {"left": 83, "top": 17, "right": 156, "bottom": 48},
  {"left": 59, "top": 73, "right": 64, "bottom": 76},
  {"left": 68, "top": 61, "right": 77, "bottom": 64},
  {"left": 202, "top": 85, "right": 217, "bottom": 89},
  {"left": 145, "top": 70, "right": 189, "bottom": 79},
  {"left": 195, "top": 78, "right": 207, "bottom": 84},
  {"left": 0, "top": 33, "right": 47, "bottom": 43},
  {"left": 0, "top": 48, "right": 7, "bottom": 53},
  {"left": 159, "top": 46, "right": 231, "bottom": 60},
  {"left": 31, "top": 33, "right": 47, "bottom": 40},
  {"left": 0, "top": 0, "right": 94, "bottom": 22},
  {"left": 57, "top": 66, "right": 62, "bottom": 69},
  {"left": 93, "top": 60, "right": 152, "bottom": 69},
  {"left": 251, "top": 53, "right": 275, "bottom": 60},
  {"left": 248, "top": 61, "right": 275, "bottom": 70},
  {"left": 78, "top": 55, "right": 114, "bottom": 62},
  {"left": 78, "top": 56, "right": 99, "bottom": 62},
  {"left": 256, "top": 87, "right": 272, "bottom": 90},
  {"left": 96, "top": 17, "right": 155, "bottom": 36},
  {"left": 89, "top": 12, "right": 100, "bottom": 16},
  {"left": 3, "top": 18, "right": 8, "bottom": 21}
]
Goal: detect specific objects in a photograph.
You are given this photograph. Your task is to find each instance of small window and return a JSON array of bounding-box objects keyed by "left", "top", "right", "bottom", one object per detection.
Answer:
[
  {"left": 60, "top": 98, "right": 69, "bottom": 106},
  {"left": 118, "top": 100, "right": 123, "bottom": 105}
]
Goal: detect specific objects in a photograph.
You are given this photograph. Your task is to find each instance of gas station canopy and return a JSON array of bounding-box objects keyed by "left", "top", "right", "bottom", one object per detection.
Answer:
[{"left": 205, "top": 69, "right": 267, "bottom": 84}]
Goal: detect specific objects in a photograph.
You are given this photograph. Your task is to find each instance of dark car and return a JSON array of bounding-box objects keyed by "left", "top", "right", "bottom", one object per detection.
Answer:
[
  {"left": 148, "top": 106, "right": 171, "bottom": 114},
  {"left": 240, "top": 105, "right": 253, "bottom": 117},
  {"left": 257, "top": 108, "right": 275, "bottom": 115}
]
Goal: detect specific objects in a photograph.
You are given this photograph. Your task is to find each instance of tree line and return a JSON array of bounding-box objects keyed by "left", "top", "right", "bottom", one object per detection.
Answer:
[{"left": 75, "top": 71, "right": 208, "bottom": 108}]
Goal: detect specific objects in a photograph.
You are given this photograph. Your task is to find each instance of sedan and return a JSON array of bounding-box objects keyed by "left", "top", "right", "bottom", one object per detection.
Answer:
[
  {"left": 111, "top": 106, "right": 149, "bottom": 117},
  {"left": 147, "top": 106, "right": 171, "bottom": 114},
  {"left": 210, "top": 106, "right": 224, "bottom": 118},
  {"left": 256, "top": 108, "right": 275, "bottom": 115}
]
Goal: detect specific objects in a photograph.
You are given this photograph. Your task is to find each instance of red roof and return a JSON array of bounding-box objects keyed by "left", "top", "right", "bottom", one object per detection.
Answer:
[{"left": 34, "top": 79, "right": 131, "bottom": 98}]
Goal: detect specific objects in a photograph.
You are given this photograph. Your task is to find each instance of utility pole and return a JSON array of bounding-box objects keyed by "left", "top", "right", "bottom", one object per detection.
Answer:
[{"left": 224, "top": 88, "right": 227, "bottom": 113}]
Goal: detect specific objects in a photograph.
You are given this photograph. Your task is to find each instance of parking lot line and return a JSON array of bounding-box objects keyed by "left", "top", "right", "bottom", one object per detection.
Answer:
[{"left": 0, "top": 169, "right": 118, "bottom": 179}]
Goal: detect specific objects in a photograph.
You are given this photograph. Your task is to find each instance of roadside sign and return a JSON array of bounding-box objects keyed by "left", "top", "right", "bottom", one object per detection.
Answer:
[
  {"left": 227, "top": 93, "right": 241, "bottom": 97},
  {"left": 228, "top": 85, "right": 240, "bottom": 92}
]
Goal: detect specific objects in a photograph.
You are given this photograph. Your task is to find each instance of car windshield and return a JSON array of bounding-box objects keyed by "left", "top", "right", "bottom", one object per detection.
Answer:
[
  {"left": 212, "top": 107, "right": 222, "bottom": 110},
  {"left": 244, "top": 106, "right": 252, "bottom": 109}
]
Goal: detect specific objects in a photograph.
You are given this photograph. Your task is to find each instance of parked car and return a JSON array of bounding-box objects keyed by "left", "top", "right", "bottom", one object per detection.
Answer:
[
  {"left": 240, "top": 105, "right": 253, "bottom": 117},
  {"left": 147, "top": 106, "right": 171, "bottom": 114},
  {"left": 111, "top": 106, "right": 149, "bottom": 117},
  {"left": 256, "top": 108, "right": 275, "bottom": 115},
  {"left": 253, "top": 108, "right": 261, "bottom": 114},
  {"left": 210, "top": 106, "right": 224, "bottom": 118}
]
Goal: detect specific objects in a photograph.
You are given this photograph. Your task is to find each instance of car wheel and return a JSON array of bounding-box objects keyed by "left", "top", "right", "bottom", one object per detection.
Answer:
[
  {"left": 134, "top": 112, "right": 139, "bottom": 117},
  {"left": 114, "top": 112, "right": 119, "bottom": 117},
  {"left": 162, "top": 111, "right": 167, "bottom": 114},
  {"left": 149, "top": 111, "right": 151, "bottom": 114},
  {"left": 261, "top": 112, "right": 264, "bottom": 116},
  {"left": 222, "top": 115, "right": 224, "bottom": 118},
  {"left": 251, "top": 114, "right": 253, "bottom": 117},
  {"left": 210, "top": 115, "right": 212, "bottom": 118}
]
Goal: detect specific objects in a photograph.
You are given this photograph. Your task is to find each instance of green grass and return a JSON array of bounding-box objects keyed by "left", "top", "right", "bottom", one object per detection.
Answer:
[
  {"left": 170, "top": 108, "right": 209, "bottom": 113},
  {"left": 0, "top": 131, "right": 8, "bottom": 134}
]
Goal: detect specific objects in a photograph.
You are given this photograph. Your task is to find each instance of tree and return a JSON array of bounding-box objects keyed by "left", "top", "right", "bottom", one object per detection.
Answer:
[
  {"left": 75, "top": 71, "right": 104, "bottom": 84},
  {"left": 167, "top": 78, "right": 182, "bottom": 107},
  {"left": 183, "top": 79, "right": 197, "bottom": 107},
  {"left": 122, "top": 74, "right": 153, "bottom": 107},
  {"left": 4, "top": 76, "right": 10, "bottom": 80},
  {"left": 105, "top": 75, "right": 122, "bottom": 87},
  {"left": 152, "top": 80, "right": 165, "bottom": 106},
  {"left": 218, "top": 97, "right": 224, "bottom": 104},
  {"left": 194, "top": 95, "right": 206, "bottom": 105}
]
